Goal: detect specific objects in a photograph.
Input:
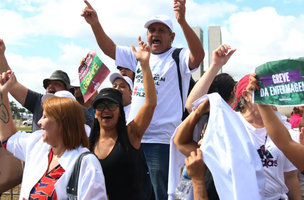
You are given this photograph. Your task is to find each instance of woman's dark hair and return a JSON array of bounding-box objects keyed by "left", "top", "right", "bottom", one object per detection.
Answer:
[
  {"left": 89, "top": 99, "right": 128, "bottom": 152},
  {"left": 291, "top": 107, "right": 301, "bottom": 116},
  {"left": 201, "top": 73, "right": 235, "bottom": 132},
  {"left": 208, "top": 73, "right": 235, "bottom": 101},
  {"left": 234, "top": 95, "right": 247, "bottom": 112}
]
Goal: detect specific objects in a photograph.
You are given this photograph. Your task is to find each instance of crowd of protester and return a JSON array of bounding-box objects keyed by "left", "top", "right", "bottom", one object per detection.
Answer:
[{"left": 0, "top": 0, "right": 304, "bottom": 199}]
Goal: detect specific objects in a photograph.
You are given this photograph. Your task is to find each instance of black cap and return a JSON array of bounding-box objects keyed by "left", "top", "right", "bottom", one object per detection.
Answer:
[
  {"left": 92, "top": 88, "right": 123, "bottom": 109},
  {"left": 43, "top": 70, "right": 72, "bottom": 89}
]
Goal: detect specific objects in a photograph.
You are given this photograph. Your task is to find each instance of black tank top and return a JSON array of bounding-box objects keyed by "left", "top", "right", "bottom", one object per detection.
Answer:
[{"left": 99, "top": 132, "right": 148, "bottom": 200}]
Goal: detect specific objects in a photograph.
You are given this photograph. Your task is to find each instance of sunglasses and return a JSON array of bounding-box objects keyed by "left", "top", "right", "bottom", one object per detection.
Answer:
[{"left": 96, "top": 103, "right": 119, "bottom": 112}]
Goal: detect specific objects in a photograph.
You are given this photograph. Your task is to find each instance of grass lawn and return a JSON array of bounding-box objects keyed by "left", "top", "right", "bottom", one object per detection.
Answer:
[{"left": 17, "top": 126, "right": 32, "bottom": 132}]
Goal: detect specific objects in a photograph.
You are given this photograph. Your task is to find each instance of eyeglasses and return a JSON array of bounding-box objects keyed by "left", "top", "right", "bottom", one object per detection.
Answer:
[{"left": 96, "top": 103, "right": 119, "bottom": 112}]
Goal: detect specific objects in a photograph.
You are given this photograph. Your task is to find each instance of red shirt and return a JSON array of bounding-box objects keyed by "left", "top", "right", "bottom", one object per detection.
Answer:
[
  {"left": 29, "top": 149, "right": 65, "bottom": 200},
  {"left": 290, "top": 113, "right": 302, "bottom": 129}
]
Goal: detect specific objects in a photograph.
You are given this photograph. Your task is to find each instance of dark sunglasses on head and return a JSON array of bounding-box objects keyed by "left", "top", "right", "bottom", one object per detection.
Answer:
[{"left": 96, "top": 103, "right": 119, "bottom": 112}]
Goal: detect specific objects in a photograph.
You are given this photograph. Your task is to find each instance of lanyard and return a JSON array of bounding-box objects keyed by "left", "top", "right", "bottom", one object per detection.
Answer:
[{"left": 264, "top": 134, "right": 268, "bottom": 150}]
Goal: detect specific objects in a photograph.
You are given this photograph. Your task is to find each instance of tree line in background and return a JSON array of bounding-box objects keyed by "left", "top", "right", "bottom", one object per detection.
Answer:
[{"left": 10, "top": 101, "right": 32, "bottom": 120}]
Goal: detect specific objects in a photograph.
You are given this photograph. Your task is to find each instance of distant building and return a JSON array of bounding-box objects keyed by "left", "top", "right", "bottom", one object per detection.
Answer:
[
  {"left": 208, "top": 26, "right": 222, "bottom": 73},
  {"left": 191, "top": 27, "right": 204, "bottom": 81}
]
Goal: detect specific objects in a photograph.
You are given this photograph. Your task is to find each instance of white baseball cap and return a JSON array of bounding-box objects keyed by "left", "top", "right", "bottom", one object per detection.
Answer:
[
  {"left": 71, "top": 71, "right": 81, "bottom": 87},
  {"left": 109, "top": 73, "right": 134, "bottom": 91},
  {"left": 42, "top": 90, "right": 76, "bottom": 102},
  {"left": 144, "top": 15, "right": 174, "bottom": 32}
]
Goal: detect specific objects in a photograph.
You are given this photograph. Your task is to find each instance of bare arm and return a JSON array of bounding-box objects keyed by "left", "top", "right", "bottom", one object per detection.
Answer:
[
  {"left": 284, "top": 170, "right": 301, "bottom": 200},
  {"left": 81, "top": 0, "right": 116, "bottom": 60},
  {"left": 0, "top": 40, "right": 28, "bottom": 106},
  {"left": 174, "top": 99, "right": 209, "bottom": 157},
  {"left": 246, "top": 72, "right": 304, "bottom": 171},
  {"left": 0, "top": 71, "right": 18, "bottom": 142},
  {"left": 128, "top": 37, "right": 157, "bottom": 149},
  {"left": 258, "top": 104, "right": 304, "bottom": 170},
  {"left": 173, "top": 0, "right": 204, "bottom": 69},
  {"left": 185, "top": 149, "right": 209, "bottom": 200},
  {"left": 0, "top": 39, "right": 10, "bottom": 73},
  {"left": 185, "top": 45, "right": 236, "bottom": 113}
]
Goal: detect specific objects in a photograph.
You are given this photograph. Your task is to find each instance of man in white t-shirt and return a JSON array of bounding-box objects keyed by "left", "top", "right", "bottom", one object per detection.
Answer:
[
  {"left": 109, "top": 73, "right": 133, "bottom": 121},
  {"left": 82, "top": 0, "right": 204, "bottom": 199}
]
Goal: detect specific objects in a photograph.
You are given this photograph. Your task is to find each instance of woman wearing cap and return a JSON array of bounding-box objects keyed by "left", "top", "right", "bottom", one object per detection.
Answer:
[
  {"left": 0, "top": 71, "right": 107, "bottom": 199},
  {"left": 89, "top": 37, "right": 156, "bottom": 200},
  {"left": 233, "top": 73, "right": 301, "bottom": 200}
]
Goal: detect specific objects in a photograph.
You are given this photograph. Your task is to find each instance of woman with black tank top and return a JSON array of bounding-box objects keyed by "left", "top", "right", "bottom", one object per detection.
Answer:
[
  {"left": 174, "top": 44, "right": 237, "bottom": 200},
  {"left": 89, "top": 37, "right": 157, "bottom": 200}
]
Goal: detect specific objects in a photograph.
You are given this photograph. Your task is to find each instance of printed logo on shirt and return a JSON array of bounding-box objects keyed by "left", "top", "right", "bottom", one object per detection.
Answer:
[
  {"left": 133, "top": 66, "right": 164, "bottom": 97},
  {"left": 135, "top": 66, "right": 166, "bottom": 86},
  {"left": 133, "top": 86, "right": 158, "bottom": 97},
  {"left": 257, "top": 145, "right": 278, "bottom": 168}
]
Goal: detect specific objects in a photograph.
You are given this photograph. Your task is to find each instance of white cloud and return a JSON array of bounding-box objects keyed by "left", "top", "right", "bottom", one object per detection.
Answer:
[
  {"left": 5, "top": 43, "right": 117, "bottom": 97},
  {"left": 187, "top": 1, "right": 238, "bottom": 25},
  {"left": 221, "top": 7, "right": 304, "bottom": 80},
  {"left": 19, "top": 5, "right": 36, "bottom": 12},
  {"left": 0, "top": 0, "right": 238, "bottom": 44},
  {"left": 242, "top": 7, "right": 253, "bottom": 12},
  {"left": 2, "top": 0, "right": 304, "bottom": 108}
]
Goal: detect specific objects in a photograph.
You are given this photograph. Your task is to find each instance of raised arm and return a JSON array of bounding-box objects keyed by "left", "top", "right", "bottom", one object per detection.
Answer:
[
  {"left": 174, "top": 99, "right": 209, "bottom": 157},
  {"left": 0, "top": 40, "right": 29, "bottom": 106},
  {"left": 0, "top": 71, "right": 18, "bottom": 142},
  {"left": 284, "top": 170, "right": 301, "bottom": 200},
  {"left": 128, "top": 37, "right": 157, "bottom": 149},
  {"left": 173, "top": 0, "right": 204, "bottom": 69},
  {"left": 185, "top": 44, "right": 236, "bottom": 113},
  {"left": 258, "top": 104, "right": 304, "bottom": 171},
  {"left": 81, "top": 0, "right": 116, "bottom": 60},
  {"left": 185, "top": 149, "right": 209, "bottom": 200},
  {"left": 245, "top": 73, "right": 304, "bottom": 171},
  {"left": 0, "top": 39, "right": 10, "bottom": 72}
]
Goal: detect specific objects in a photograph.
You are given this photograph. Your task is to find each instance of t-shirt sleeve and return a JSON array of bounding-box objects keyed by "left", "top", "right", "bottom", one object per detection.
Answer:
[
  {"left": 179, "top": 48, "right": 196, "bottom": 75},
  {"left": 5, "top": 130, "right": 44, "bottom": 162},
  {"left": 283, "top": 155, "right": 297, "bottom": 172},
  {"left": 78, "top": 154, "right": 107, "bottom": 199},
  {"left": 24, "top": 89, "right": 43, "bottom": 113},
  {"left": 115, "top": 45, "right": 138, "bottom": 73}
]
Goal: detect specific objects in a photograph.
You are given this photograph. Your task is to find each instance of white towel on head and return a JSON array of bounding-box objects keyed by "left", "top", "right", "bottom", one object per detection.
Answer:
[{"left": 168, "top": 93, "right": 266, "bottom": 200}]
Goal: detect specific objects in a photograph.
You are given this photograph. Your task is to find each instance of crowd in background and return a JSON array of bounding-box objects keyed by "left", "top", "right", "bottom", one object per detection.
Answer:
[{"left": 0, "top": 0, "right": 304, "bottom": 200}]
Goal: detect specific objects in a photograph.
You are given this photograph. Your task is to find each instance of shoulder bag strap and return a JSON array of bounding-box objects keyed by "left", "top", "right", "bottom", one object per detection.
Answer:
[
  {"left": 66, "top": 151, "right": 93, "bottom": 198},
  {"left": 172, "top": 48, "right": 184, "bottom": 118}
]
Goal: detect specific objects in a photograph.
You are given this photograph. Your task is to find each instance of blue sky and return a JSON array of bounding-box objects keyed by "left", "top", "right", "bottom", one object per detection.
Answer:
[{"left": 0, "top": 0, "right": 304, "bottom": 106}]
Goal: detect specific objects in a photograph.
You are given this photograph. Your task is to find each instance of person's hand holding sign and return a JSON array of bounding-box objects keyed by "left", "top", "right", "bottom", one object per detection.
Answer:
[
  {"left": 81, "top": 0, "right": 99, "bottom": 26},
  {"left": 246, "top": 73, "right": 260, "bottom": 94}
]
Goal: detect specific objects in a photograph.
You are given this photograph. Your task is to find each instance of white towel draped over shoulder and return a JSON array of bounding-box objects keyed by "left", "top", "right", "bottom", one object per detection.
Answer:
[
  {"left": 168, "top": 111, "right": 201, "bottom": 200},
  {"left": 168, "top": 93, "right": 265, "bottom": 200}
]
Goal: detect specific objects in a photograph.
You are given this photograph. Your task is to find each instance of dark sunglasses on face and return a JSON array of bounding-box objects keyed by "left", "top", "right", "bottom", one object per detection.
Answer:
[{"left": 96, "top": 103, "right": 119, "bottom": 112}]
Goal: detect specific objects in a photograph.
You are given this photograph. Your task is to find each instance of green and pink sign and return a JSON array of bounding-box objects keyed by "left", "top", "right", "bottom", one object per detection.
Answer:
[
  {"left": 79, "top": 50, "right": 110, "bottom": 102},
  {"left": 253, "top": 57, "right": 304, "bottom": 106}
]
